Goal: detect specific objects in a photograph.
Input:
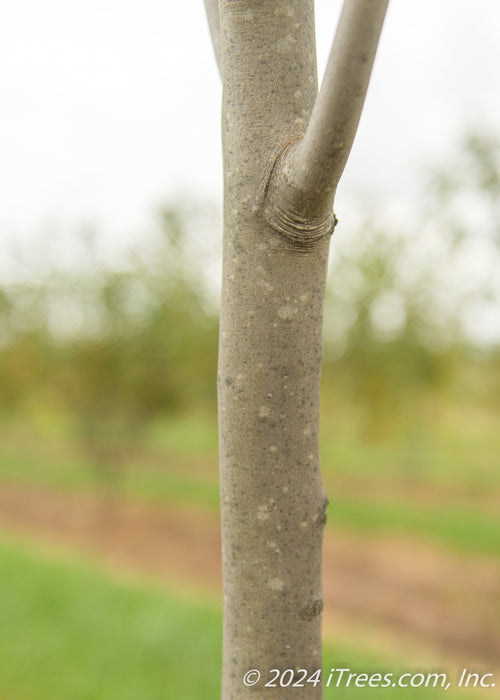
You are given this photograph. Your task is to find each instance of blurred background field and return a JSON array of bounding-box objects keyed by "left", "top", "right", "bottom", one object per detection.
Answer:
[{"left": 0, "top": 132, "right": 499, "bottom": 698}]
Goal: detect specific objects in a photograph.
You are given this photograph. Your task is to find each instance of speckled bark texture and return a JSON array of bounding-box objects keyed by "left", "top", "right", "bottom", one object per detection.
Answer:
[{"left": 207, "top": 1, "right": 389, "bottom": 697}]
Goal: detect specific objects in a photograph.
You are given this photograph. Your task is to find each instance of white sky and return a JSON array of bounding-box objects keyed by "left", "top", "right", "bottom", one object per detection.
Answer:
[{"left": 0, "top": 1, "right": 499, "bottom": 253}]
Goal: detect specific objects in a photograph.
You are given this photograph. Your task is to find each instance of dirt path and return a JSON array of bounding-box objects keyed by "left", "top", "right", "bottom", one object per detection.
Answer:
[{"left": 0, "top": 482, "right": 498, "bottom": 675}]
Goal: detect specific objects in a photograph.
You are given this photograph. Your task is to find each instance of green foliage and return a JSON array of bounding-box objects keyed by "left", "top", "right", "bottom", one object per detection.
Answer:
[
  {"left": 322, "top": 225, "right": 462, "bottom": 439},
  {"left": 320, "top": 129, "right": 500, "bottom": 437},
  {"left": 0, "top": 203, "right": 220, "bottom": 479}
]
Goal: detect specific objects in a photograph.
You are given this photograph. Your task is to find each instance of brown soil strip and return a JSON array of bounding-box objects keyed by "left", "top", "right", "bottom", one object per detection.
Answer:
[{"left": 0, "top": 483, "right": 498, "bottom": 675}]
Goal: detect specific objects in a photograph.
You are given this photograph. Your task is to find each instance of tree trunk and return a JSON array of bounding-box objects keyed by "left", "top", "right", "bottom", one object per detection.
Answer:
[
  {"left": 218, "top": 3, "right": 327, "bottom": 697},
  {"left": 205, "top": 1, "right": 389, "bottom": 697}
]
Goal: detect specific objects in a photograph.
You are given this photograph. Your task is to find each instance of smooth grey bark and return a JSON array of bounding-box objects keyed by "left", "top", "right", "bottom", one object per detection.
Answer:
[
  {"left": 203, "top": 0, "right": 222, "bottom": 77},
  {"left": 204, "top": 1, "right": 388, "bottom": 697}
]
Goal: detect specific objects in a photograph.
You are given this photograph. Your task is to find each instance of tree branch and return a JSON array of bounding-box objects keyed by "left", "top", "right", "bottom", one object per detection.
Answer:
[
  {"left": 203, "top": 0, "right": 222, "bottom": 78},
  {"left": 274, "top": 0, "right": 389, "bottom": 224}
]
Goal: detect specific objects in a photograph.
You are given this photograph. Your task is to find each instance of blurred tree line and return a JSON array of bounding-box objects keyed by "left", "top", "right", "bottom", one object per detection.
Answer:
[
  {"left": 0, "top": 131, "right": 499, "bottom": 458},
  {"left": 322, "top": 130, "right": 500, "bottom": 438},
  {"left": 0, "top": 203, "right": 221, "bottom": 476}
]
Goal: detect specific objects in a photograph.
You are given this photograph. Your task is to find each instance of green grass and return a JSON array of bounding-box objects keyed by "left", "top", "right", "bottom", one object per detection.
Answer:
[
  {"left": 146, "top": 414, "right": 218, "bottom": 456},
  {"left": 0, "top": 450, "right": 98, "bottom": 491},
  {"left": 0, "top": 536, "right": 221, "bottom": 700},
  {"left": 319, "top": 420, "right": 500, "bottom": 491},
  {"left": 0, "top": 536, "right": 477, "bottom": 700},
  {"left": 327, "top": 497, "right": 500, "bottom": 557}
]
